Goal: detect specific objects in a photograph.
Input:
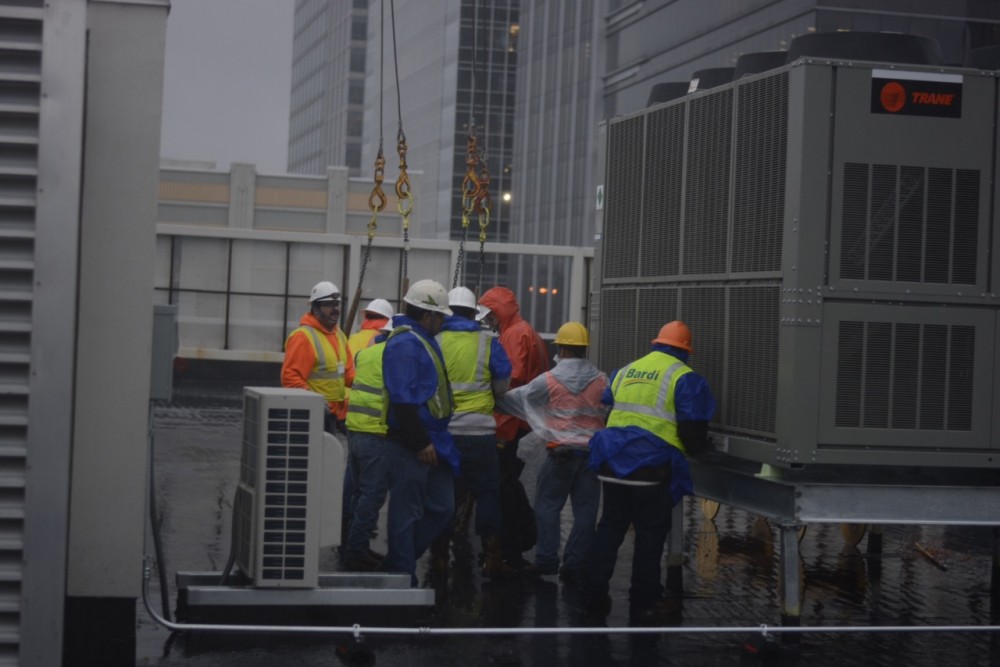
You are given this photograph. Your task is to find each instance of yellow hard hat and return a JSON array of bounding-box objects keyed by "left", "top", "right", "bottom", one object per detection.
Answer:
[{"left": 554, "top": 321, "right": 590, "bottom": 347}]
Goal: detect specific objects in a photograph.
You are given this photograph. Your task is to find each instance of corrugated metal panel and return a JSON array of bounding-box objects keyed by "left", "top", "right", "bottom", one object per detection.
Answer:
[{"left": 0, "top": 3, "right": 41, "bottom": 663}]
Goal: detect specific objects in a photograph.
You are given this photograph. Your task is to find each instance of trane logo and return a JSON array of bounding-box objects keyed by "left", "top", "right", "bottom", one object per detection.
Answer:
[
  {"left": 873, "top": 73, "right": 962, "bottom": 118},
  {"left": 910, "top": 91, "right": 955, "bottom": 106}
]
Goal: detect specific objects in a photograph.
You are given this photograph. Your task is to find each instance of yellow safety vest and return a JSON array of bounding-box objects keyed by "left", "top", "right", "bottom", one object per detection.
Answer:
[
  {"left": 438, "top": 329, "right": 494, "bottom": 415},
  {"left": 348, "top": 328, "right": 378, "bottom": 355},
  {"left": 287, "top": 325, "right": 348, "bottom": 402},
  {"left": 606, "top": 351, "right": 692, "bottom": 453},
  {"left": 346, "top": 341, "right": 388, "bottom": 435},
  {"left": 387, "top": 325, "right": 454, "bottom": 420}
]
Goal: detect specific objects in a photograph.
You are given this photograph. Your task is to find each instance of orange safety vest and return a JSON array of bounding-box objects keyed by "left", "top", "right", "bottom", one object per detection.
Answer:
[{"left": 542, "top": 373, "right": 607, "bottom": 448}]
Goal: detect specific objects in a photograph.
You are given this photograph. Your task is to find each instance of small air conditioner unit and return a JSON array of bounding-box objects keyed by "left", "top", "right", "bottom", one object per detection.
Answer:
[{"left": 234, "top": 387, "right": 345, "bottom": 588}]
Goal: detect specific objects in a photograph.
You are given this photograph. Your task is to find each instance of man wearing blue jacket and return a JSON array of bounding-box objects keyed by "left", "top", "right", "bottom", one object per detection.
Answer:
[
  {"left": 380, "top": 279, "right": 460, "bottom": 584},
  {"left": 582, "top": 320, "right": 716, "bottom": 620}
]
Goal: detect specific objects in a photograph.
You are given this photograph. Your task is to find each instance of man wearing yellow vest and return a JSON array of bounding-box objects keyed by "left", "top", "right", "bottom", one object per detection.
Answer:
[
  {"left": 380, "top": 279, "right": 461, "bottom": 584},
  {"left": 347, "top": 298, "right": 394, "bottom": 352},
  {"left": 582, "top": 321, "right": 716, "bottom": 621},
  {"left": 433, "top": 286, "right": 518, "bottom": 578},
  {"left": 281, "top": 281, "right": 355, "bottom": 433},
  {"left": 495, "top": 322, "right": 609, "bottom": 584},
  {"left": 342, "top": 318, "right": 394, "bottom": 572}
]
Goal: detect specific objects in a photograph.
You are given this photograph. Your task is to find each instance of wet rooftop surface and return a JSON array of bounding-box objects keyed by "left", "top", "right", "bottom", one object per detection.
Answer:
[{"left": 136, "top": 383, "right": 1000, "bottom": 666}]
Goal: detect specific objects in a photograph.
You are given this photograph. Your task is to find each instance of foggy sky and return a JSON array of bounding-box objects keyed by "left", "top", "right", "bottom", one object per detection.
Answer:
[{"left": 159, "top": 0, "right": 293, "bottom": 174}]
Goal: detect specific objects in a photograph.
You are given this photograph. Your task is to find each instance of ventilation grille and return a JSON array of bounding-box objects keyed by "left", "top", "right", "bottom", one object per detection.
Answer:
[
  {"left": 234, "top": 485, "right": 254, "bottom": 574},
  {"left": 597, "top": 288, "right": 637, "bottom": 374},
  {"left": 241, "top": 393, "right": 259, "bottom": 487},
  {"left": 640, "top": 105, "right": 684, "bottom": 278},
  {"left": 726, "top": 286, "right": 779, "bottom": 434},
  {"left": 835, "top": 321, "right": 974, "bottom": 430},
  {"left": 604, "top": 117, "right": 644, "bottom": 280},
  {"left": 684, "top": 90, "right": 732, "bottom": 275},
  {"left": 3, "top": 8, "right": 42, "bottom": 662},
  {"left": 732, "top": 73, "right": 787, "bottom": 273},
  {"left": 637, "top": 287, "right": 679, "bottom": 353},
  {"left": 258, "top": 406, "right": 312, "bottom": 581},
  {"left": 599, "top": 284, "right": 780, "bottom": 438},
  {"left": 839, "top": 164, "right": 980, "bottom": 285}
]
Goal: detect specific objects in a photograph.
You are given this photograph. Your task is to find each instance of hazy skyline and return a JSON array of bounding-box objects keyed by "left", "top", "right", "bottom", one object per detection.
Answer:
[{"left": 159, "top": 0, "right": 293, "bottom": 173}]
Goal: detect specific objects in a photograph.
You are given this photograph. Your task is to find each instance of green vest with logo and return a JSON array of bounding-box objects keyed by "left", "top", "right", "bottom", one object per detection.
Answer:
[
  {"left": 606, "top": 350, "right": 692, "bottom": 453},
  {"left": 438, "top": 329, "right": 494, "bottom": 415}
]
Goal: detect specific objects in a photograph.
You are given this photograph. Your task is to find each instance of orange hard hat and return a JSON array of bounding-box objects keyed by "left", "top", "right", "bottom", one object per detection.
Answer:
[{"left": 651, "top": 320, "right": 693, "bottom": 352}]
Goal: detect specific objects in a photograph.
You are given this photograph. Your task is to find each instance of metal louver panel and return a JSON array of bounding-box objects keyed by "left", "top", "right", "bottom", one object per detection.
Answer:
[
  {"left": 636, "top": 287, "right": 678, "bottom": 355},
  {"left": 684, "top": 90, "right": 731, "bottom": 276},
  {"left": 603, "top": 117, "right": 644, "bottom": 280},
  {"left": 834, "top": 321, "right": 974, "bottom": 431},
  {"left": 0, "top": 6, "right": 41, "bottom": 664},
  {"left": 733, "top": 73, "right": 787, "bottom": 274},
  {"left": 726, "top": 285, "right": 780, "bottom": 436},
  {"left": 839, "top": 164, "right": 980, "bottom": 285},
  {"left": 597, "top": 288, "right": 637, "bottom": 373},
  {"left": 640, "top": 105, "right": 683, "bottom": 278},
  {"left": 677, "top": 286, "right": 726, "bottom": 422}
]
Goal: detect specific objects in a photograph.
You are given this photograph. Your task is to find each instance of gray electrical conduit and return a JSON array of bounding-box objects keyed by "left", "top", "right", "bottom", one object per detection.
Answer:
[{"left": 141, "top": 557, "right": 1000, "bottom": 640}]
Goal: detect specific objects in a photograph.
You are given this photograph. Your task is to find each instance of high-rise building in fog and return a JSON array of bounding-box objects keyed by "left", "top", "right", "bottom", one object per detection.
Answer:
[{"left": 289, "top": 0, "right": 369, "bottom": 176}]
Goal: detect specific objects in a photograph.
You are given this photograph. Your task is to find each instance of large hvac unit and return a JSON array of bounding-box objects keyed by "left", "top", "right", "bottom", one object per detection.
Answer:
[
  {"left": 234, "top": 387, "right": 344, "bottom": 587},
  {"left": 595, "top": 41, "right": 1000, "bottom": 470}
]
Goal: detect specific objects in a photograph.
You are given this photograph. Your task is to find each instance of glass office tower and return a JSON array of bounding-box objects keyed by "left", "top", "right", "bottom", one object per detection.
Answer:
[{"left": 289, "top": 0, "right": 369, "bottom": 176}]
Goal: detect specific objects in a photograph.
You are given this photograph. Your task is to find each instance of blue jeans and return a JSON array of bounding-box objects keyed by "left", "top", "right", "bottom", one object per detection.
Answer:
[
  {"left": 583, "top": 479, "right": 673, "bottom": 609},
  {"left": 453, "top": 434, "right": 502, "bottom": 537},
  {"left": 345, "top": 431, "right": 389, "bottom": 557},
  {"left": 380, "top": 441, "right": 455, "bottom": 584},
  {"left": 534, "top": 451, "right": 600, "bottom": 572}
]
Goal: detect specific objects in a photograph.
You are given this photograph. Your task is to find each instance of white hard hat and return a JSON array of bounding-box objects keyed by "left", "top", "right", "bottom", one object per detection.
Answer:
[
  {"left": 379, "top": 316, "right": 398, "bottom": 333},
  {"left": 364, "top": 298, "right": 394, "bottom": 320},
  {"left": 448, "top": 286, "right": 477, "bottom": 310},
  {"left": 403, "top": 279, "right": 452, "bottom": 315},
  {"left": 475, "top": 304, "right": 491, "bottom": 322},
  {"left": 310, "top": 281, "right": 341, "bottom": 303}
]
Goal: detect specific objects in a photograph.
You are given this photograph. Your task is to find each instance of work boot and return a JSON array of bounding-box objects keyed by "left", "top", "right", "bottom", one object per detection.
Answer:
[
  {"left": 481, "top": 536, "right": 520, "bottom": 579},
  {"left": 342, "top": 550, "right": 382, "bottom": 572}
]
